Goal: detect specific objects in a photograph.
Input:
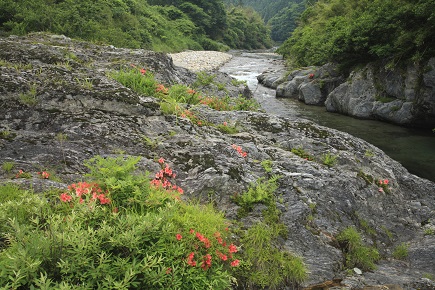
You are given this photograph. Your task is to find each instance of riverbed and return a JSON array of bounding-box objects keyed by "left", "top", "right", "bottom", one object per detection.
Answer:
[{"left": 219, "top": 51, "right": 435, "bottom": 182}]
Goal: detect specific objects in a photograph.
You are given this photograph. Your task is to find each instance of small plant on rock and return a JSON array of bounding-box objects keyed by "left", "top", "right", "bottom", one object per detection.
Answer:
[
  {"left": 337, "top": 226, "right": 380, "bottom": 271},
  {"left": 392, "top": 242, "right": 409, "bottom": 260}
]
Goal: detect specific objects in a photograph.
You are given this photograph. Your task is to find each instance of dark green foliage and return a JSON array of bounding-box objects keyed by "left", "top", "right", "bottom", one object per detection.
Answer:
[
  {"left": 277, "top": 0, "right": 435, "bottom": 68},
  {"left": 223, "top": 5, "right": 272, "bottom": 49}
]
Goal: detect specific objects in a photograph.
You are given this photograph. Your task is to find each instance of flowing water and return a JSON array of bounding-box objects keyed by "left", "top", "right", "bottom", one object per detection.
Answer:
[{"left": 219, "top": 51, "right": 435, "bottom": 182}]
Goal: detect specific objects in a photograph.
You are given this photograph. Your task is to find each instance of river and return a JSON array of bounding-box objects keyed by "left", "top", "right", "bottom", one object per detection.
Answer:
[{"left": 219, "top": 51, "right": 435, "bottom": 182}]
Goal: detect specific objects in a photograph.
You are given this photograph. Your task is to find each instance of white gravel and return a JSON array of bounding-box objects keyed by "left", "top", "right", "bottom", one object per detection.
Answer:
[{"left": 169, "top": 51, "right": 233, "bottom": 72}]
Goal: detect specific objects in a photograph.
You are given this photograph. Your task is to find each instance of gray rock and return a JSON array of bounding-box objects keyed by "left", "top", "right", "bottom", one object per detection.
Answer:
[{"left": 1, "top": 34, "right": 435, "bottom": 289}]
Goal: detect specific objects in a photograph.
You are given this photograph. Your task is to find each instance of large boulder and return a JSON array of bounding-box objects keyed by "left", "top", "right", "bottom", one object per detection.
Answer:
[{"left": 325, "top": 60, "right": 435, "bottom": 127}]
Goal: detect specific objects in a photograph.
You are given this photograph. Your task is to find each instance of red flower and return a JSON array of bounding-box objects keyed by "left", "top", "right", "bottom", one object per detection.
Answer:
[
  {"left": 176, "top": 233, "right": 182, "bottom": 241},
  {"left": 187, "top": 252, "right": 196, "bottom": 267},
  {"left": 166, "top": 267, "right": 172, "bottom": 274},
  {"left": 308, "top": 73, "right": 314, "bottom": 79},
  {"left": 140, "top": 68, "right": 146, "bottom": 75},
  {"left": 190, "top": 228, "right": 195, "bottom": 234},
  {"left": 158, "top": 157, "right": 165, "bottom": 164},
  {"left": 231, "top": 259, "right": 240, "bottom": 267},
  {"left": 228, "top": 244, "right": 238, "bottom": 253},
  {"left": 60, "top": 193, "right": 72, "bottom": 202},
  {"left": 383, "top": 179, "right": 389, "bottom": 185}
]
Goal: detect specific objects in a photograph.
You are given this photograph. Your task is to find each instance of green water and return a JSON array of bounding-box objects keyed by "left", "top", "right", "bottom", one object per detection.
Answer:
[
  {"left": 220, "top": 51, "right": 435, "bottom": 182},
  {"left": 281, "top": 99, "right": 435, "bottom": 182}
]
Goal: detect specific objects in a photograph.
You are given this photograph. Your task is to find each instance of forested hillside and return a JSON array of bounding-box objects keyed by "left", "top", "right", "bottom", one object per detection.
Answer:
[
  {"left": 223, "top": 0, "right": 311, "bottom": 42},
  {"left": 277, "top": 0, "right": 435, "bottom": 68},
  {"left": 0, "top": 0, "right": 271, "bottom": 51}
]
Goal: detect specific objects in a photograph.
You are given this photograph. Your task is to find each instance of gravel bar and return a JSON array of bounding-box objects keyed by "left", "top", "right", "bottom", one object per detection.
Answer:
[{"left": 169, "top": 51, "right": 233, "bottom": 72}]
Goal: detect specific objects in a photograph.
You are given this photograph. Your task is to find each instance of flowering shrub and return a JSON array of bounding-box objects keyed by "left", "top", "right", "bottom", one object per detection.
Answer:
[
  {"left": 0, "top": 156, "right": 242, "bottom": 289},
  {"left": 176, "top": 228, "right": 240, "bottom": 272},
  {"left": 150, "top": 157, "right": 184, "bottom": 195},
  {"left": 59, "top": 181, "right": 111, "bottom": 206},
  {"left": 232, "top": 144, "right": 248, "bottom": 158}
]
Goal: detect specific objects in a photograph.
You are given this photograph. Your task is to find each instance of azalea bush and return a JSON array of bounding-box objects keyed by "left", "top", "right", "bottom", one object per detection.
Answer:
[{"left": 0, "top": 156, "right": 240, "bottom": 289}]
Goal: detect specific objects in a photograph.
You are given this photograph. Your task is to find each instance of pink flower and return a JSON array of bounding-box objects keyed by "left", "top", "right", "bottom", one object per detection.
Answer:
[
  {"left": 158, "top": 157, "right": 165, "bottom": 164},
  {"left": 230, "top": 259, "right": 240, "bottom": 267},
  {"left": 190, "top": 228, "right": 195, "bottom": 234},
  {"left": 140, "top": 68, "right": 146, "bottom": 75},
  {"left": 223, "top": 121, "right": 227, "bottom": 126},
  {"left": 378, "top": 188, "right": 384, "bottom": 192},
  {"left": 383, "top": 179, "right": 389, "bottom": 185},
  {"left": 176, "top": 233, "right": 182, "bottom": 241}
]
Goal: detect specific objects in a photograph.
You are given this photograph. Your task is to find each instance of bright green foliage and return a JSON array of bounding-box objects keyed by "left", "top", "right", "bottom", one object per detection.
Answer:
[
  {"left": 321, "top": 152, "right": 338, "bottom": 167},
  {"left": 392, "top": 242, "right": 409, "bottom": 260},
  {"left": 109, "top": 67, "right": 158, "bottom": 98},
  {"left": 1, "top": 161, "right": 14, "bottom": 173},
  {"left": 238, "top": 222, "right": 307, "bottom": 288},
  {"left": 337, "top": 226, "right": 380, "bottom": 271},
  {"left": 0, "top": 156, "right": 240, "bottom": 289},
  {"left": 278, "top": 0, "right": 435, "bottom": 68},
  {"left": 233, "top": 175, "right": 280, "bottom": 211}
]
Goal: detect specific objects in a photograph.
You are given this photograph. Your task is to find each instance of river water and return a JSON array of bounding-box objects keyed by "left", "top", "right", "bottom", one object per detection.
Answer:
[{"left": 219, "top": 51, "right": 435, "bottom": 182}]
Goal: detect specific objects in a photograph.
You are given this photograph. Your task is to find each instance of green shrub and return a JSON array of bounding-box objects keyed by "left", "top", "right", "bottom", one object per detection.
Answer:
[
  {"left": 392, "top": 242, "right": 409, "bottom": 260},
  {"left": 1, "top": 161, "right": 15, "bottom": 173},
  {"left": 337, "top": 227, "right": 380, "bottom": 271},
  {"left": 109, "top": 67, "right": 158, "bottom": 98},
  {"left": 238, "top": 222, "right": 307, "bottom": 288},
  {"left": 233, "top": 175, "right": 280, "bottom": 212},
  {"left": 291, "top": 147, "right": 314, "bottom": 161},
  {"left": 19, "top": 84, "right": 38, "bottom": 106},
  {"left": 321, "top": 152, "right": 338, "bottom": 167}
]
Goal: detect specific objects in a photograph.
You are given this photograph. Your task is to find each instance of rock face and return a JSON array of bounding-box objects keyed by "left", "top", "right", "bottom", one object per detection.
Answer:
[
  {"left": 258, "top": 60, "right": 435, "bottom": 128},
  {"left": 1, "top": 34, "right": 435, "bottom": 289}
]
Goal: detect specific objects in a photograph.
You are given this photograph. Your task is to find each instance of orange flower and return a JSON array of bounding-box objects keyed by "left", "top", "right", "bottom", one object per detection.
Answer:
[
  {"left": 231, "top": 259, "right": 240, "bottom": 267},
  {"left": 176, "top": 233, "right": 182, "bottom": 241}
]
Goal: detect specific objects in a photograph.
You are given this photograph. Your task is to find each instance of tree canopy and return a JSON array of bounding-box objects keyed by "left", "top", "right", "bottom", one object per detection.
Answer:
[
  {"left": 277, "top": 0, "right": 435, "bottom": 67},
  {"left": 0, "top": 0, "right": 272, "bottom": 51}
]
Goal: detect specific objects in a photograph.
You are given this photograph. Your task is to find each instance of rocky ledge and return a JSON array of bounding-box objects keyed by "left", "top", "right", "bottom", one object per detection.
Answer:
[
  {"left": 1, "top": 34, "right": 435, "bottom": 289},
  {"left": 258, "top": 59, "right": 435, "bottom": 128}
]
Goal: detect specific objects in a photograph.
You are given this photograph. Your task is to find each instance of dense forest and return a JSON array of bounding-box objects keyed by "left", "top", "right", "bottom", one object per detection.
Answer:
[
  {"left": 223, "top": 0, "right": 311, "bottom": 42},
  {"left": 277, "top": 0, "right": 435, "bottom": 68},
  {"left": 0, "top": 0, "right": 272, "bottom": 51}
]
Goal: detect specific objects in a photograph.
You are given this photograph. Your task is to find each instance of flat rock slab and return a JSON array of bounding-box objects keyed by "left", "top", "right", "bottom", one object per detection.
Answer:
[{"left": 169, "top": 51, "right": 233, "bottom": 72}]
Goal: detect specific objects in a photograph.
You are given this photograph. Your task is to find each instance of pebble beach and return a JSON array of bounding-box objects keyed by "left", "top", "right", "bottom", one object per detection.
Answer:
[{"left": 169, "top": 51, "right": 233, "bottom": 72}]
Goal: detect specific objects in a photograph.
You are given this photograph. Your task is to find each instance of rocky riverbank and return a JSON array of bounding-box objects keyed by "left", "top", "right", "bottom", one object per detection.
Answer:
[
  {"left": 1, "top": 34, "right": 435, "bottom": 289},
  {"left": 258, "top": 59, "right": 435, "bottom": 128}
]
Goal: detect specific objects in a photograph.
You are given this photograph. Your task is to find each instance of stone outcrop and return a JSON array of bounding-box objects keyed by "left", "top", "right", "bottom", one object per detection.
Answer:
[
  {"left": 258, "top": 59, "right": 435, "bottom": 128},
  {"left": 1, "top": 34, "right": 435, "bottom": 289}
]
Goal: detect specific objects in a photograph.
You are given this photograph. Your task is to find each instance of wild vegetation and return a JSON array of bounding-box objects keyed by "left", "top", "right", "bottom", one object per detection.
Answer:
[
  {"left": 0, "top": 0, "right": 271, "bottom": 51},
  {"left": 223, "top": 0, "right": 311, "bottom": 42},
  {"left": 277, "top": 0, "right": 435, "bottom": 68}
]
